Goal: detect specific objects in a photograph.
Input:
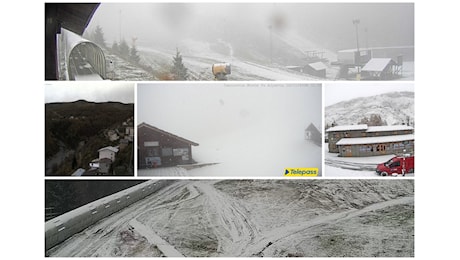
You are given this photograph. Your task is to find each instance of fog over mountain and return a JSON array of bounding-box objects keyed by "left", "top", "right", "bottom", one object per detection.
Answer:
[{"left": 86, "top": 3, "right": 414, "bottom": 63}]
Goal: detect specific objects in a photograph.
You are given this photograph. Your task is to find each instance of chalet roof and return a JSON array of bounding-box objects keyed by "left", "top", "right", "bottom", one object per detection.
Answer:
[
  {"left": 366, "top": 125, "right": 414, "bottom": 132},
  {"left": 307, "top": 62, "right": 327, "bottom": 71},
  {"left": 98, "top": 146, "right": 119, "bottom": 153},
  {"left": 336, "top": 134, "right": 414, "bottom": 146},
  {"left": 326, "top": 124, "right": 368, "bottom": 132},
  {"left": 362, "top": 58, "right": 396, "bottom": 72},
  {"left": 138, "top": 122, "right": 199, "bottom": 146},
  {"left": 306, "top": 123, "right": 320, "bottom": 133}
]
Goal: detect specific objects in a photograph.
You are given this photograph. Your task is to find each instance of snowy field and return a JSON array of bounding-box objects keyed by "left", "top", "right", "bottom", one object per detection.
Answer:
[
  {"left": 138, "top": 84, "right": 322, "bottom": 177},
  {"left": 138, "top": 140, "right": 321, "bottom": 177},
  {"left": 137, "top": 42, "right": 415, "bottom": 81},
  {"left": 46, "top": 179, "right": 414, "bottom": 257},
  {"left": 325, "top": 148, "right": 414, "bottom": 178}
]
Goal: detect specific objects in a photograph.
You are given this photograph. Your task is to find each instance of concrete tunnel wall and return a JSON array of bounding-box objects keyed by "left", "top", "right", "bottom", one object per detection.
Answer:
[{"left": 45, "top": 180, "right": 175, "bottom": 251}]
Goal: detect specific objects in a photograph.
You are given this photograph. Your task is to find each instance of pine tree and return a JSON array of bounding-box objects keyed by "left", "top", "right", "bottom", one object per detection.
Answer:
[
  {"left": 170, "top": 48, "right": 188, "bottom": 80},
  {"left": 119, "top": 38, "right": 129, "bottom": 59},
  {"left": 93, "top": 25, "right": 106, "bottom": 48},
  {"left": 111, "top": 41, "right": 119, "bottom": 54},
  {"left": 129, "top": 45, "right": 141, "bottom": 64}
]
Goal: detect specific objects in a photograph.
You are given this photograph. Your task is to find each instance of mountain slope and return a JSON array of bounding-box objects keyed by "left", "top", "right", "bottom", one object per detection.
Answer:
[{"left": 325, "top": 91, "right": 414, "bottom": 127}]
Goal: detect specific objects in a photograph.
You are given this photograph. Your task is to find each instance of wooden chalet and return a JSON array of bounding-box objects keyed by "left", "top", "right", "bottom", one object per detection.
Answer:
[
  {"left": 305, "top": 123, "right": 322, "bottom": 147},
  {"left": 138, "top": 122, "right": 199, "bottom": 168}
]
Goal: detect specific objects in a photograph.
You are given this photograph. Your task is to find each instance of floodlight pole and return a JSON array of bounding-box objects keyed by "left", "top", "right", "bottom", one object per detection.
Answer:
[
  {"left": 352, "top": 19, "right": 360, "bottom": 54},
  {"left": 352, "top": 19, "right": 361, "bottom": 80},
  {"left": 269, "top": 24, "right": 273, "bottom": 65}
]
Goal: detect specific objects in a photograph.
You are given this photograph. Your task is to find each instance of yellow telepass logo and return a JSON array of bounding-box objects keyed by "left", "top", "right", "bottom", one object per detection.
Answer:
[{"left": 285, "top": 168, "right": 318, "bottom": 177}]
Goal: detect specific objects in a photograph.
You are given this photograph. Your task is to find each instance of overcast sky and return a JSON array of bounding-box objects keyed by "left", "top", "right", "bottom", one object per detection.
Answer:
[
  {"left": 325, "top": 82, "right": 414, "bottom": 107},
  {"left": 44, "top": 82, "right": 134, "bottom": 103},
  {"left": 86, "top": 2, "right": 413, "bottom": 52},
  {"left": 138, "top": 83, "right": 321, "bottom": 142}
]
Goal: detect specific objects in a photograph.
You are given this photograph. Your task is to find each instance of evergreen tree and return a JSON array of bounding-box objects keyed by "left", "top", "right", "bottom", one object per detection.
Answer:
[
  {"left": 170, "top": 48, "right": 188, "bottom": 80},
  {"left": 129, "top": 45, "right": 141, "bottom": 64},
  {"left": 93, "top": 25, "right": 106, "bottom": 48},
  {"left": 359, "top": 114, "right": 387, "bottom": 126},
  {"left": 119, "top": 38, "right": 130, "bottom": 59},
  {"left": 111, "top": 41, "right": 120, "bottom": 54}
]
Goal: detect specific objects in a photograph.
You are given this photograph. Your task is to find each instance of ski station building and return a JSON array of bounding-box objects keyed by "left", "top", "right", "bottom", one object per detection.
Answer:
[
  {"left": 138, "top": 122, "right": 199, "bottom": 168},
  {"left": 326, "top": 124, "right": 414, "bottom": 157}
]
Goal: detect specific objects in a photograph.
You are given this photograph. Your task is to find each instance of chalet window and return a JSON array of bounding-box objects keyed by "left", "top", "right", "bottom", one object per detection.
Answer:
[
  {"left": 360, "top": 146, "right": 371, "bottom": 152},
  {"left": 144, "top": 141, "right": 159, "bottom": 147},
  {"left": 147, "top": 147, "right": 160, "bottom": 157},
  {"left": 162, "top": 147, "right": 173, "bottom": 156},
  {"left": 394, "top": 143, "right": 404, "bottom": 149},
  {"left": 173, "top": 148, "right": 189, "bottom": 156}
]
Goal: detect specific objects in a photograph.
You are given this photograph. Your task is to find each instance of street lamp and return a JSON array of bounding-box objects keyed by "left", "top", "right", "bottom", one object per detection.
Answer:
[
  {"left": 352, "top": 19, "right": 361, "bottom": 80},
  {"left": 269, "top": 24, "right": 273, "bottom": 65},
  {"left": 352, "top": 19, "right": 360, "bottom": 53}
]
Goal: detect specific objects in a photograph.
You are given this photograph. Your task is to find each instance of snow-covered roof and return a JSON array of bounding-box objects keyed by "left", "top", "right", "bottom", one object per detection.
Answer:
[
  {"left": 305, "top": 123, "right": 320, "bottom": 133},
  {"left": 71, "top": 168, "right": 86, "bottom": 176},
  {"left": 336, "top": 134, "right": 414, "bottom": 146},
  {"left": 362, "top": 58, "right": 395, "bottom": 72},
  {"left": 98, "top": 146, "right": 119, "bottom": 153},
  {"left": 285, "top": 66, "right": 302, "bottom": 69},
  {"left": 326, "top": 124, "right": 368, "bottom": 132},
  {"left": 307, "top": 62, "right": 327, "bottom": 71},
  {"left": 366, "top": 125, "right": 414, "bottom": 132}
]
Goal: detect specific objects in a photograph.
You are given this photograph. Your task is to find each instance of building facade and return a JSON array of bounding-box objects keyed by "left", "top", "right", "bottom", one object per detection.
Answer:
[
  {"left": 138, "top": 122, "right": 199, "bottom": 168},
  {"left": 98, "top": 146, "right": 119, "bottom": 161},
  {"left": 305, "top": 123, "right": 322, "bottom": 147},
  {"left": 327, "top": 124, "right": 414, "bottom": 157}
]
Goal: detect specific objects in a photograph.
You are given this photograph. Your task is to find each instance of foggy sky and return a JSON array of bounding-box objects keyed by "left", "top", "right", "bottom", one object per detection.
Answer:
[
  {"left": 87, "top": 2, "right": 414, "bottom": 52},
  {"left": 325, "top": 82, "right": 414, "bottom": 107},
  {"left": 137, "top": 83, "right": 322, "bottom": 142},
  {"left": 44, "top": 82, "right": 134, "bottom": 104}
]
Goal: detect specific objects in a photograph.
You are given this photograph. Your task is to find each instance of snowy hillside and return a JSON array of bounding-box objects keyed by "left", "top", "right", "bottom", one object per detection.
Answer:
[
  {"left": 46, "top": 179, "right": 414, "bottom": 257},
  {"left": 325, "top": 91, "right": 414, "bottom": 127},
  {"left": 137, "top": 35, "right": 332, "bottom": 81}
]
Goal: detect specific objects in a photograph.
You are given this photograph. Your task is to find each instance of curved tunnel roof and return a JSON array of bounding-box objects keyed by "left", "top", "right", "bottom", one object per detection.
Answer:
[{"left": 45, "top": 3, "right": 100, "bottom": 79}]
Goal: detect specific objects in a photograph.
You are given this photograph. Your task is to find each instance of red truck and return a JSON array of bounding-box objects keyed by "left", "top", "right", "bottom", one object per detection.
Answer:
[{"left": 376, "top": 155, "right": 414, "bottom": 177}]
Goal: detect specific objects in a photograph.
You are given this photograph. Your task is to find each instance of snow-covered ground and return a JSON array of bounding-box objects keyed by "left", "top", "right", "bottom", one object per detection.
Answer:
[
  {"left": 138, "top": 133, "right": 322, "bottom": 177},
  {"left": 138, "top": 40, "right": 321, "bottom": 81},
  {"left": 138, "top": 84, "right": 322, "bottom": 177},
  {"left": 325, "top": 147, "right": 414, "bottom": 178},
  {"left": 46, "top": 179, "right": 414, "bottom": 257},
  {"left": 111, "top": 37, "right": 415, "bottom": 81},
  {"left": 139, "top": 139, "right": 321, "bottom": 177}
]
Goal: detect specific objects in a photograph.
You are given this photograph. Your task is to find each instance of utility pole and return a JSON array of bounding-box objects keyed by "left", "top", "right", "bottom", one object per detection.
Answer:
[
  {"left": 119, "top": 10, "right": 122, "bottom": 42},
  {"left": 352, "top": 19, "right": 360, "bottom": 53},
  {"left": 352, "top": 19, "right": 361, "bottom": 80},
  {"left": 269, "top": 24, "right": 273, "bottom": 65}
]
